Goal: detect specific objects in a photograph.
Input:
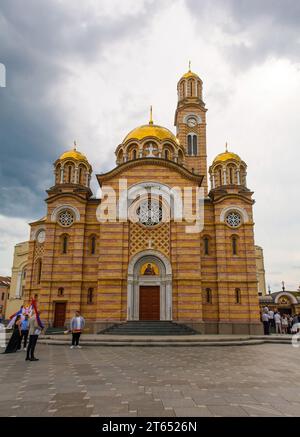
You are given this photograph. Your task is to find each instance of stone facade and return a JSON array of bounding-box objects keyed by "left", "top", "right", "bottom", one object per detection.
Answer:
[
  {"left": 23, "top": 68, "right": 263, "bottom": 334},
  {"left": 4, "top": 241, "right": 28, "bottom": 319}
]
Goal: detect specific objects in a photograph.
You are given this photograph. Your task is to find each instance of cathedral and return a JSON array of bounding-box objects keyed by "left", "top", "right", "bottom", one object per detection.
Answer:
[{"left": 24, "top": 67, "right": 262, "bottom": 334}]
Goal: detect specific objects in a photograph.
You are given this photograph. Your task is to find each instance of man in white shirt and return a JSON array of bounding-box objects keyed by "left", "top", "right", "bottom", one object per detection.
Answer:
[
  {"left": 262, "top": 311, "right": 270, "bottom": 335},
  {"left": 268, "top": 309, "right": 274, "bottom": 331},
  {"left": 70, "top": 311, "right": 85, "bottom": 349},
  {"left": 274, "top": 311, "right": 282, "bottom": 334}
]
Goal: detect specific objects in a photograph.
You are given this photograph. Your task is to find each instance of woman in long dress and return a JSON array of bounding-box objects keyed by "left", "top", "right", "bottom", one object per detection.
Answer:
[{"left": 4, "top": 315, "right": 22, "bottom": 353}]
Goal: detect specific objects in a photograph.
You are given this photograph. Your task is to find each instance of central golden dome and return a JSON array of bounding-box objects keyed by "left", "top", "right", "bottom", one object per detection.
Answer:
[{"left": 123, "top": 123, "right": 179, "bottom": 144}]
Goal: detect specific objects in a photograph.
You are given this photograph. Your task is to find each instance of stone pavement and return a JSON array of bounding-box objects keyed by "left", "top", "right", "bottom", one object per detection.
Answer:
[{"left": 0, "top": 343, "right": 300, "bottom": 417}]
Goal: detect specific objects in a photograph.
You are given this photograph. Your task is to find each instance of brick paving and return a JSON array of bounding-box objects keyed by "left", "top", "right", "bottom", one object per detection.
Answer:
[{"left": 0, "top": 343, "right": 300, "bottom": 417}]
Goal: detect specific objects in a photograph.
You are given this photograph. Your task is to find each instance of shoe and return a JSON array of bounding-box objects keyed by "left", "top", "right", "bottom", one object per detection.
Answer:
[
  {"left": 30, "top": 358, "right": 39, "bottom": 361},
  {"left": 70, "top": 345, "right": 74, "bottom": 349},
  {"left": 76, "top": 345, "right": 82, "bottom": 349},
  {"left": 25, "top": 357, "right": 30, "bottom": 361}
]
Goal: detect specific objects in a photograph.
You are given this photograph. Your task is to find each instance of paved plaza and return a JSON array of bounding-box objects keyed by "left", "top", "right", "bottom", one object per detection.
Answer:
[{"left": 0, "top": 343, "right": 300, "bottom": 417}]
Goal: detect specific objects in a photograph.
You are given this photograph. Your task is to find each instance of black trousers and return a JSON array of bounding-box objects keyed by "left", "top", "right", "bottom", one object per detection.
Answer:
[
  {"left": 26, "top": 335, "right": 38, "bottom": 359},
  {"left": 72, "top": 332, "right": 81, "bottom": 346},
  {"left": 263, "top": 321, "right": 270, "bottom": 335},
  {"left": 20, "top": 330, "right": 29, "bottom": 348}
]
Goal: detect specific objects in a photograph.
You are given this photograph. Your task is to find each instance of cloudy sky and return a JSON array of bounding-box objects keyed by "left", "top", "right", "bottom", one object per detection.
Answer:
[{"left": 0, "top": 0, "right": 299, "bottom": 291}]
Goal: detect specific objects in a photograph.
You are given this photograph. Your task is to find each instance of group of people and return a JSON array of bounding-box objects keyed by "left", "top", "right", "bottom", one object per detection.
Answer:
[
  {"left": 261, "top": 306, "right": 300, "bottom": 335},
  {"left": 3, "top": 310, "right": 85, "bottom": 360},
  {"left": 4, "top": 312, "right": 43, "bottom": 360}
]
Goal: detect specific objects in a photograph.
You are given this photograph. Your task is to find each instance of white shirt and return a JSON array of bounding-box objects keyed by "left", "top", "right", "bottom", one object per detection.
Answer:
[
  {"left": 75, "top": 316, "right": 81, "bottom": 330},
  {"left": 268, "top": 310, "right": 274, "bottom": 319},
  {"left": 274, "top": 313, "right": 281, "bottom": 323},
  {"left": 262, "top": 313, "right": 269, "bottom": 322}
]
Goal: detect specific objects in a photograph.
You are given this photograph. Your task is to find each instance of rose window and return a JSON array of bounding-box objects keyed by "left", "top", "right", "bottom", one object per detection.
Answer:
[
  {"left": 225, "top": 211, "right": 242, "bottom": 228},
  {"left": 137, "top": 200, "right": 163, "bottom": 226},
  {"left": 58, "top": 210, "right": 74, "bottom": 227}
]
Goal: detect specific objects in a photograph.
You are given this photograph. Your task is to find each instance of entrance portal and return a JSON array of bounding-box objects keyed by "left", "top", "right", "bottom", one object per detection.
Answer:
[
  {"left": 127, "top": 250, "right": 172, "bottom": 321},
  {"left": 139, "top": 286, "right": 160, "bottom": 320}
]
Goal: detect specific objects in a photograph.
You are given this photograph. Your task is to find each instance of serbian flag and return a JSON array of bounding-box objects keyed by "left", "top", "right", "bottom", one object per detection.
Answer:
[
  {"left": 31, "top": 298, "right": 44, "bottom": 329},
  {"left": 7, "top": 306, "right": 24, "bottom": 329}
]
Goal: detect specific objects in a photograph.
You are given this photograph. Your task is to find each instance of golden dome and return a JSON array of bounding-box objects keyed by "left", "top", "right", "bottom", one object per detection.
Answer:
[
  {"left": 59, "top": 146, "right": 89, "bottom": 164},
  {"left": 181, "top": 62, "right": 200, "bottom": 80},
  {"left": 182, "top": 70, "right": 200, "bottom": 80},
  {"left": 123, "top": 123, "right": 179, "bottom": 144},
  {"left": 213, "top": 151, "right": 241, "bottom": 164}
]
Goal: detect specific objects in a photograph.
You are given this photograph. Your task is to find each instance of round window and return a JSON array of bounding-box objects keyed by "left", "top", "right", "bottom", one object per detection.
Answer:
[
  {"left": 136, "top": 199, "right": 163, "bottom": 227},
  {"left": 58, "top": 210, "right": 74, "bottom": 227},
  {"left": 225, "top": 211, "right": 242, "bottom": 228}
]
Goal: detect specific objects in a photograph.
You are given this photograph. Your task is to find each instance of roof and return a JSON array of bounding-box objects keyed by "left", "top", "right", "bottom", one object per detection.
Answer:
[{"left": 0, "top": 276, "right": 11, "bottom": 287}]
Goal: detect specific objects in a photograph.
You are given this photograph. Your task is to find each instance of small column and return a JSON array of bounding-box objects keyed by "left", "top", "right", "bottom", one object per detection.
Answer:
[
  {"left": 237, "top": 169, "right": 241, "bottom": 185},
  {"left": 60, "top": 167, "right": 64, "bottom": 183},
  {"left": 223, "top": 167, "right": 227, "bottom": 185},
  {"left": 212, "top": 173, "right": 216, "bottom": 189},
  {"left": 74, "top": 166, "right": 79, "bottom": 184}
]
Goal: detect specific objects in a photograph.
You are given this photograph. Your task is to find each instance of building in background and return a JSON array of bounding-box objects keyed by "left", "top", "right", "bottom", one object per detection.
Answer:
[
  {"left": 5, "top": 241, "right": 28, "bottom": 319},
  {"left": 259, "top": 282, "right": 300, "bottom": 315},
  {"left": 255, "top": 245, "right": 266, "bottom": 296},
  {"left": 0, "top": 276, "right": 11, "bottom": 321}
]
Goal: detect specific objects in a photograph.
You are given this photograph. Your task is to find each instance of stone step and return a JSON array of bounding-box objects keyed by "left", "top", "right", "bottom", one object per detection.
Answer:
[{"left": 99, "top": 321, "right": 197, "bottom": 336}]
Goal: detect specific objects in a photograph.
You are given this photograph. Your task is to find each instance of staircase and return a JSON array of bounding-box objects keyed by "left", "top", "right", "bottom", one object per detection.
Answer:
[
  {"left": 99, "top": 321, "right": 198, "bottom": 336},
  {"left": 45, "top": 326, "right": 66, "bottom": 335}
]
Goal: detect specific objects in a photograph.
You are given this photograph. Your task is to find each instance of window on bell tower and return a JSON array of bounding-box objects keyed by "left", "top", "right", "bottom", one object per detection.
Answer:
[{"left": 187, "top": 134, "right": 198, "bottom": 156}]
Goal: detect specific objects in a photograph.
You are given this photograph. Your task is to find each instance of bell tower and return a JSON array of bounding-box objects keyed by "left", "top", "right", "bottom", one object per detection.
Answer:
[{"left": 174, "top": 63, "right": 208, "bottom": 193}]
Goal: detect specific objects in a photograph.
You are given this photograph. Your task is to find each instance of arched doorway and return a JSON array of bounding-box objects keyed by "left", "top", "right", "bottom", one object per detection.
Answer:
[{"left": 127, "top": 250, "right": 172, "bottom": 321}]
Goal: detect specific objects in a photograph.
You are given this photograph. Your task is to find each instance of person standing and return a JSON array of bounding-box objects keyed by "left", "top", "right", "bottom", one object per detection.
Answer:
[
  {"left": 262, "top": 310, "right": 270, "bottom": 335},
  {"left": 20, "top": 314, "right": 29, "bottom": 350},
  {"left": 4, "top": 315, "right": 22, "bottom": 353},
  {"left": 281, "top": 315, "right": 288, "bottom": 334},
  {"left": 70, "top": 311, "right": 85, "bottom": 349},
  {"left": 268, "top": 309, "right": 274, "bottom": 332},
  {"left": 274, "top": 311, "right": 282, "bottom": 334},
  {"left": 26, "top": 312, "right": 43, "bottom": 361}
]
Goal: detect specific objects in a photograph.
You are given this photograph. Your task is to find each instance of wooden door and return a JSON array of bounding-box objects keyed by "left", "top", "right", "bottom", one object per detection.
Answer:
[
  {"left": 139, "top": 286, "right": 160, "bottom": 320},
  {"left": 54, "top": 302, "right": 66, "bottom": 327}
]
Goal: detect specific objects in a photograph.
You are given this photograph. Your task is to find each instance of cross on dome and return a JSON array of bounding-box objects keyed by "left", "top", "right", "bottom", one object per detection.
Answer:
[{"left": 145, "top": 143, "right": 158, "bottom": 157}]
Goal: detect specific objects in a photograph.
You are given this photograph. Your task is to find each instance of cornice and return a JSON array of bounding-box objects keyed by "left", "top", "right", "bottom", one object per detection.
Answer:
[{"left": 96, "top": 158, "right": 204, "bottom": 185}]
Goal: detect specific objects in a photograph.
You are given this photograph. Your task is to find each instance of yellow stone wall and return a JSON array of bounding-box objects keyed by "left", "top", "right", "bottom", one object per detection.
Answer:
[{"left": 23, "top": 159, "right": 261, "bottom": 333}]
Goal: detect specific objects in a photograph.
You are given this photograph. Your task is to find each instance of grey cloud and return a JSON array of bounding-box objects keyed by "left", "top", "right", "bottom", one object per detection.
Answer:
[
  {"left": 0, "top": 0, "right": 159, "bottom": 219},
  {"left": 185, "top": 0, "right": 300, "bottom": 68}
]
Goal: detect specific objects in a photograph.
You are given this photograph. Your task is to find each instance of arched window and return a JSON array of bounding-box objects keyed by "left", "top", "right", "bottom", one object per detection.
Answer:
[
  {"left": 181, "top": 81, "right": 185, "bottom": 98},
  {"left": 187, "top": 134, "right": 197, "bottom": 156},
  {"left": 164, "top": 149, "right": 169, "bottom": 160},
  {"left": 203, "top": 237, "right": 209, "bottom": 256},
  {"left": 58, "top": 287, "right": 64, "bottom": 296},
  {"left": 219, "top": 168, "right": 222, "bottom": 186},
  {"left": 189, "top": 79, "right": 193, "bottom": 96},
  {"left": 206, "top": 288, "right": 212, "bottom": 303},
  {"left": 67, "top": 165, "right": 72, "bottom": 183},
  {"left": 178, "top": 150, "right": 184, "bottom": 165},
  {"left": 87, "top": 288, "right": 94, "bottom": 304},
  {"left": 231, "top": 235, "right": 238, "bottom": 256},
  {"left": 90, "top": 236, "right": 96, "bottom": 255},
  {"left": 36, "top": 259, "right": 42, "bottom": 284},
  {"left": 62, "top": 235, "right": 69, "bottom": 254},
  {"left": 235, "top": 288, "right": 241, "bottom": 304},
  {"left": 192, "top": 135, "right": 197, "bottom": 155},
  {"left": 229, "top": 167, "right": 233, "bottom": 184},
  {"left": 132, "top": 149, "right": 137, "bottom": 160}
]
